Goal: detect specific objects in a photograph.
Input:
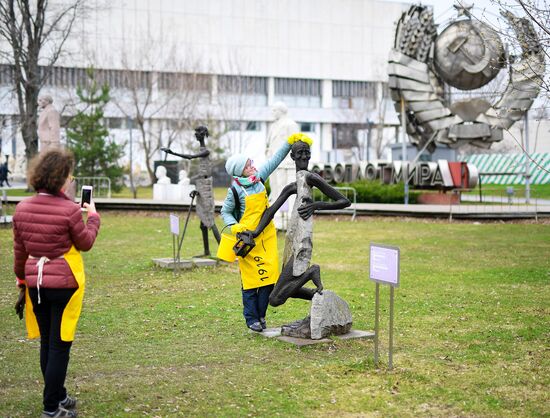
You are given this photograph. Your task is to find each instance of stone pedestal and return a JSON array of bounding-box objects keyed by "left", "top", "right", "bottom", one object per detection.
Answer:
[
  {"left": 280, "top": 290, "right": 353, "bottom": 340},
  {"left": 153, "top": 184, "right": 195, "bottom": 203},
  {"left": 310, "top": 290, "right": 353, "bottom": 339}
]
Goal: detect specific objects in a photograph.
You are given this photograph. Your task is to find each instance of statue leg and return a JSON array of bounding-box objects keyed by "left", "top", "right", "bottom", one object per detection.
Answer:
[
  {"left": 269, "top": 257, "right": 323, "bottom": 307},
  {"left": 211, "top": 223, "right": 221, "bottom": 244},
  {"left": 199, "top": 221, "right": 210, "bottom": 257}
]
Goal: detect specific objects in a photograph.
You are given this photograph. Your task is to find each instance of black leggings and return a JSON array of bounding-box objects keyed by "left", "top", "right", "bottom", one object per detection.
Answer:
[{"left": 29, "top": 288, "right": 76, "bottom": 412}]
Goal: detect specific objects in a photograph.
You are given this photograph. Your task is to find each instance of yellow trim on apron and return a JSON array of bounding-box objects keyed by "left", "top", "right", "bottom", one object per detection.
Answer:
[{"left": 24, "top": 245, "right": 86, "bottom": 342}]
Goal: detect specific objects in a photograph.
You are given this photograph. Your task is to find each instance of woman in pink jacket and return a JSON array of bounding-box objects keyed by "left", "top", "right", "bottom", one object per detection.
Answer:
[{"left": 13, "top": 149, "right": 100, "bottom": 418}]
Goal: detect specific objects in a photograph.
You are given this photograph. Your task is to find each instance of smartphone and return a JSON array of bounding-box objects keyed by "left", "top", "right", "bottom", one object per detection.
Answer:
[{"left": 80, "top": 185, "right": 93, "bottom": 211}]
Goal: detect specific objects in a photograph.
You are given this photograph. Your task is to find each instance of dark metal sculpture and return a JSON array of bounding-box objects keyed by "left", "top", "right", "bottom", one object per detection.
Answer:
[
  {"left": 388, "top": 3, "right": 546, "bottom": 150},
  {"left": 241, "top": 140, "right": 350, "bottom": 307},
  {"left": 161, "top": 126, "right": 220, "bottom": 256}
]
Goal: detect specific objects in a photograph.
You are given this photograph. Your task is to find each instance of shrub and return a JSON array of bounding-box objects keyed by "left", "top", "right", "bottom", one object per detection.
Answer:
[{"left": 335, "top": 180, "right": 420, "bottom": 204}]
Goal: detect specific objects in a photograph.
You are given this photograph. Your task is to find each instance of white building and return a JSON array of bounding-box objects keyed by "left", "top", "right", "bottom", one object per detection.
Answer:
[
  {"left": 0, "top": 0, "right": 409, "bottom": 180},
  {"left": 1, "top": 0, "right": 546, "bottom": 182}
]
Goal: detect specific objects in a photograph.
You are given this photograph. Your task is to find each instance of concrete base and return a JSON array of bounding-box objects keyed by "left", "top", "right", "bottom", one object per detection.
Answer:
[
  {"left": 418, "top": 192, "right": 460, "bottom": 205},
  {"left": 254, "top": 327, "right": 374, "bottom": 346},
  {"left": 152, "top": 257, "right": 217, "bottom": 270}
]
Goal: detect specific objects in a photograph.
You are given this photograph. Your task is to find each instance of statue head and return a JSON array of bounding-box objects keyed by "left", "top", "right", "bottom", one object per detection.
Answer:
[
  {"left": 155, "top": 165, "right": 170, "bottom": 184},
  {"left": 271, "top": 102, "right": 288, "bottom": 120},
  {"left": 290, "top": 140, "right": 312, "bottom": 172},
  {"left": 38, "top": 95, "right": 53, "bottom": 108},
  {"left": 194, "top": 125, "right": 209, "bottom": 143},
  {"left": 178, "top": 169, "right": 190, "bottom": 185}
]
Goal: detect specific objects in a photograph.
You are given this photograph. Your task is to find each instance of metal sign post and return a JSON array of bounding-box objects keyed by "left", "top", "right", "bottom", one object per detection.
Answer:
[
  {"left": 170, "top": 214, "right": 180, "bottom": 274},
  {"left": 369, "top": 243, "right": 400, "bottom": 370}
]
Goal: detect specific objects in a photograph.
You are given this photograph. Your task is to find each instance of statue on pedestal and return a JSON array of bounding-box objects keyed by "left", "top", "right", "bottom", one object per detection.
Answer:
[
  {"left": 265, "top": 102, "right": 299, "bottom": 230},
  {"left": 161, "top": 126, "right": 220, "bottom": 256},
  {"left": 243, "top": 134, "right": 352, "bottom": 339},
  {"left": 155, "top": 165, "right": 172, "bottom": 184},
  {"left": 37, "top": 95, "right": 61, "bottom": 153}
]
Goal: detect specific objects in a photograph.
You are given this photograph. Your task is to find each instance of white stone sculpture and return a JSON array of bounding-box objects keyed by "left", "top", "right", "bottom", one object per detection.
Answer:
[
  {"left": 265, "top": 102, "right": 299, "bottom": 230},
  {"left": 37, "top": 95, "right": 61, "bottom": 153}
]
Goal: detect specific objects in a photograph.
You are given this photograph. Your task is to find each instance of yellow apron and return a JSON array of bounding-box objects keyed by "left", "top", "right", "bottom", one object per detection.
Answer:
[
  {"left": 217, "top": 190, "right": 279, "bottom": 290},
  {"left": 24, "top": 245, "right": 86, "bottom": 342}
]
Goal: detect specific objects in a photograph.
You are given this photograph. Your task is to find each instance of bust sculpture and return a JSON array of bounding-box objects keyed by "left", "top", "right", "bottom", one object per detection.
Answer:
[
  {"left": 155, "top": 165, "right": 171, "bottom": 184},
  {"left": 178, "top": 169, "right": 190, "bottom": 185},
  {"left": 37, "top": 95, "right": 61, "bottom": 153},
  {"left": 265, "top": 102, "right": 299, "bottom": 230}
]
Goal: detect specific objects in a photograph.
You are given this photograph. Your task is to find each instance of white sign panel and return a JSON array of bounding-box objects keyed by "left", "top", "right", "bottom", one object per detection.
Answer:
[
  {"left": 170, "top": 214, "right": 180, "bottom": 236},
  {"left": 369, "top": 243, "right": 400, "bottom": 287}
]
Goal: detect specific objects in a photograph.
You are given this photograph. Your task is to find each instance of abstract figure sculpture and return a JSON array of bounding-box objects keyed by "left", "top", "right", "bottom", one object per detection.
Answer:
[
  {"left": 388, "top": 3, "right": 546, "bottom": 151},
  {"left": 241, "top": 134, "right": 351, "bottom": 338},
  {"left": 161, "top": 126, "right": 220, "bottom": 256}
]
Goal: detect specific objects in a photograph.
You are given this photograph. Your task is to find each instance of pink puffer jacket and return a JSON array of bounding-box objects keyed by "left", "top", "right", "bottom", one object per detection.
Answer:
[{"left": 13, "top": 192, "right": 100, "bottom": 288}]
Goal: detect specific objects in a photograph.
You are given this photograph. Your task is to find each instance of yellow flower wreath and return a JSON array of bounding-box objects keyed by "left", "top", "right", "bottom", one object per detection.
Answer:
[{"left": 287, "top": 132, "right": 313, "bottom": 146}]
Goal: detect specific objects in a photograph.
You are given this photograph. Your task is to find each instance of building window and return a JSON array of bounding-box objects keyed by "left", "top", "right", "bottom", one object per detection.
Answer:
[
  {"left": 226, "top": 121, "right": 241, "bottom": 131},
  {"left": 245, "top": 121, "right": 260, "bottom": 131},
  {"left": 274, "top": 78, "right": 321, "bottom": 108},
  {"left": 106, "top": 118, "right": 125, "bottom": 129},
  {"left": 299, "top": 122, "right": 314, "bottom": 132},
  {"left": 333, "top": 80, "right": 377, "bottom": 109}
]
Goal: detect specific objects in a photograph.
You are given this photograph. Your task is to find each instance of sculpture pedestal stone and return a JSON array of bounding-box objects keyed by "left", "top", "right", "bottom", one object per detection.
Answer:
[
  {"left": 153, "top": 184, "right": 195, "bottom": 202},
  {"left": 310, "top": 290, "right": 353, "bottom": 339},
  {"left": 280, "top": 290, "right": 353, "bottom": 340}
]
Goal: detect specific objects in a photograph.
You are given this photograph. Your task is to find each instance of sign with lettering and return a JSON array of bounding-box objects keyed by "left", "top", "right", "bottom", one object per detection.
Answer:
[
  {"left": 369, "top": 243, "right": 400, "bottom": 287},
  {"left": 311, "top": 160, "right": 478, "bottom": 190}
]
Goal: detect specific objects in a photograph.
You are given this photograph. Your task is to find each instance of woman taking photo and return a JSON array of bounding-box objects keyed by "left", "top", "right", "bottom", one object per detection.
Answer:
[{"left": 13, "top": 149, "right": 100, "bottom": 418}]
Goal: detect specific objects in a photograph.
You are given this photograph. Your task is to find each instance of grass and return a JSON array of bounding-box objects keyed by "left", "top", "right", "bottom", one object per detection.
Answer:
[
  {"left": 1, "top": 213, "right": 549, "bottom": 417},
  {"left": 463, "top": 183, "right": 550, "bottom": 200}
]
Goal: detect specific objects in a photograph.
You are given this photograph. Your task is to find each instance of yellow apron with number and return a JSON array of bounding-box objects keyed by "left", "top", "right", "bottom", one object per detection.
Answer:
[
  {"left": 24, "top": 245, "right": 86, "bottom": 342},
  {"left": 217, "top": 190, "right": 279, "bottom": 290}
]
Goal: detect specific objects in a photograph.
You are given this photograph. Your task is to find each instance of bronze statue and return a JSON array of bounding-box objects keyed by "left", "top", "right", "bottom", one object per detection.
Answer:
[
  {"left": 241, "top": 137, "right": 350, "bottom": 307},
  {"left": 161, "top": 126, "right": 220, "bottom": 256}
]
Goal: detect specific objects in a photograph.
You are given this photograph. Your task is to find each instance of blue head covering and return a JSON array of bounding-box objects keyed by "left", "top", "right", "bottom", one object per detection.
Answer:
[{"left": 225, "top": 154, "right": 248, "bottom": 177}]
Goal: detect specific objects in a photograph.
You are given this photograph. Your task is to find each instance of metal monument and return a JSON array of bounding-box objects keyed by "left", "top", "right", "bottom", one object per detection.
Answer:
[
  {"left": 388, "top": 3, "right": 546, "bottom": 151},
  {"left": 161, "top": 126, "right": 221, "bottom": 257}
]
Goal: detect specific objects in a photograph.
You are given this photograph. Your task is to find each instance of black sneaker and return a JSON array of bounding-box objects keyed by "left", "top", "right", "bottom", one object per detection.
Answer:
[
  {"left": 248, "top": 322, "right": 263, "bottom": 332},
  {"left": 59, "top": 395, "right": 77, "bottom": 410},
  {"left": 259, "top": 318, "right": 267, "bottom": 329},
  {"left": 41, "top": 407, "right": 78, "bottom": 418}
]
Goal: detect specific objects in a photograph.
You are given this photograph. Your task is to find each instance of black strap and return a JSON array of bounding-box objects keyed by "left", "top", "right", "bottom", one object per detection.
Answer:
[{"left": 231, "top": 185, "right": 241, "bottom": 222}]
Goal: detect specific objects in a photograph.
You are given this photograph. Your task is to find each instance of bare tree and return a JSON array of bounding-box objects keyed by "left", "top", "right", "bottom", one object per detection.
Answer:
[
  {"left": 113, "top": 40, "right": 206, "bottom": 185},
  {"left": 0, "top": 0, "right": 85, "bottom": 164}
]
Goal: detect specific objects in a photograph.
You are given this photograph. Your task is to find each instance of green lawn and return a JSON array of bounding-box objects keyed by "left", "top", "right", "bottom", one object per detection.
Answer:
[
  {"left": 463, "top": 183, "right": 550, "bottom": 200},
  {"left": 1, "top": 214, "right": 549, "bottom": 417}
]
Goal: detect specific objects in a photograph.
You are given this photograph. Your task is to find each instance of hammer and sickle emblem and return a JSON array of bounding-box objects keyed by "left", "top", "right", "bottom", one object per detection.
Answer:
[{"left": 447, "top": 28, "right": 492, "bottom": 77}]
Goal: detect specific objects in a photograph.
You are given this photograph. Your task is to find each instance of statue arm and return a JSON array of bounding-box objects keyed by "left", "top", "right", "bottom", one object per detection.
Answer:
[
  {"left": 257, "top": 142, "right": 292, "bottom": 181},
  {"left": 298, "top": 173, "right": 351, "bottom": 220},
  {"left": 161, "top": 147, "right": 210, "bottom": 160},
  {"left": 250, "top": 182, "right": 296, "bottom": 237}
]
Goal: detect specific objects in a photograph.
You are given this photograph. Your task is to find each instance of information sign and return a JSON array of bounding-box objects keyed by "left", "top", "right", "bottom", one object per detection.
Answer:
[
  {"left": 170, "top": 214, "right": 180, "bottom": 235},
  {"left": 369, "top": 243, "right": 400, "bottom": 287}
]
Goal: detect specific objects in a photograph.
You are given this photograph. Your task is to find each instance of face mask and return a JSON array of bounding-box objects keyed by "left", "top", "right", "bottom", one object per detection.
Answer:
[{"left": 233, "top": 172, "right": 260, "bottom": 187}]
